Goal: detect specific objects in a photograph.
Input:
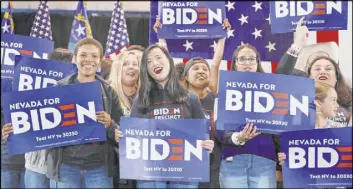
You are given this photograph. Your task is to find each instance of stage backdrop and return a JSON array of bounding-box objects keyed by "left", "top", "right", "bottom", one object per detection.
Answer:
[{"left": 0, "top": 11, "right": 149, "bottom": 50}]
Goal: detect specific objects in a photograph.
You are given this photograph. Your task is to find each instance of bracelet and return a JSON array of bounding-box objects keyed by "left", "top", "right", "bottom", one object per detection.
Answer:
[
  {"left": 287, "top": 44, "right": 303, "bottom": 57},
  {"left": 231, "top": 132, "right": 246, "bottom": 145}
]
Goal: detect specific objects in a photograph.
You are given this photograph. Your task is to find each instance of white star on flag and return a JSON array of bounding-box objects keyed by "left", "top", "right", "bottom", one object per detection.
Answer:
[
  {"left": 2, "top": 22, "right": 10, "bottom": 33},
  {"left": 75, "top": 24, "right": 86, "bottom": 37},
  {"left": 252, "top": 1, "right": 263, "bottom": 12},
  {"left": 148, "top": 1, "right": 297, "bottom": 74},
  {"left": 225, "top": 1, "right": 235, "bottom": 11},
  {"left": 210, "top": 41, "right": 217, "bottom": 52},
  {"left": 183, "top": 40, "right": 193, "bottom": 51},
  {"left": 227, "top": 29, "right": 235, "bottom": 38},
  {"left": 265, "top": 41, "right": 276, "bottom": 52},
  {"left": 252, "top": 28, "right": 262, "bottom": 39},
  {"left": 238, "top": 14, "right": 248, "bottom": 25}
]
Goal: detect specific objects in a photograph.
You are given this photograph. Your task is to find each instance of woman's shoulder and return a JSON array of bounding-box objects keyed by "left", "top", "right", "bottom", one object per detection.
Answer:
[{"left": 186, "top": 90, "right": 199, "bottom": 101}]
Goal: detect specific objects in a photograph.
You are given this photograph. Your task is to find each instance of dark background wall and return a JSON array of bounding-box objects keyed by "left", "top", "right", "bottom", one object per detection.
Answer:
[{"left": 1, "top": 12, "right": 150, "bottom": 51}]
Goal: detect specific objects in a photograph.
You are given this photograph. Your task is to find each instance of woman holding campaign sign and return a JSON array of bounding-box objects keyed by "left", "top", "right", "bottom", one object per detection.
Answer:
[
  {"left": 181, "top": 57, "right": 221, "bottom": 189},
  {"left": 278, "top": 81, "right": 344, "bottom": 170},
  {"left": 152, "top": 18, "right": 231, "bottom": 188},
  {"left": 211, "top": 43, "right": 283, "bottom": 188},
  {"left": 115, "top": 44, "right": 214, "bottom": 189},
  {"left": 43, "top": 38, "right": 124, "bottom": 188},
  {"left": 276, "top": 17, "right": 352, "bottom": 127},
  {"left": 109, "top": 50, "right": 141, "bottom": 188}
]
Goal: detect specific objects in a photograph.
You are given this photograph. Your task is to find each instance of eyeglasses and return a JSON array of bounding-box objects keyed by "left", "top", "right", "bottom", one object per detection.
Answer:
[{"left": 236, "top": 57, "right": 257, "bottom": 65}]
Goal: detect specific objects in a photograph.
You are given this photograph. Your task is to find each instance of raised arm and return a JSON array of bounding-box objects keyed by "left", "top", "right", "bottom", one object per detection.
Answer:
[
  {"left": 209, "top": 19, "right": 231, "bottom": 94},
  {"left": 153, "top": 16, "right": 168, "bottom": 51},
  {"left": 276, "top": 16, "right": 309, "bottom": 75}
]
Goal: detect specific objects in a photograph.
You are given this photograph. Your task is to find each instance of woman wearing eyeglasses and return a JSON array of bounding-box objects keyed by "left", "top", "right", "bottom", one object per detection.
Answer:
[{"left": 211, "top": 44, "right": 281, "bottom": 188}]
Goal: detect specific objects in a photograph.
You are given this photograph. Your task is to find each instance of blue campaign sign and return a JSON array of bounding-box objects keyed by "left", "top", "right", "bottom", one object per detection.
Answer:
[
  {"left": 270, "top": 1, "right": 348, "bottom": 33},
  {"left": 281, "top": 127, "right": 352, "bottom": 188},
  {"left": 157, "top": 1, "right": 227, "bottom": 39},
  {"left": 1, "top": 78, "right": 12, "bottom": 93},
  {"left": 216, "top": 71, "right": 316, "bottom": 134},
  {"left": 119, "top": 117, "right": 210, "bottom": 182},
  {"left": 12, "top": 55, "right": 77, "bottom": 91},
  {"left": 1, "top": 34, "right": 54, "bottom": 79},
  {"left": 1, "top": 81, "right": 106, "bottom": 155}
]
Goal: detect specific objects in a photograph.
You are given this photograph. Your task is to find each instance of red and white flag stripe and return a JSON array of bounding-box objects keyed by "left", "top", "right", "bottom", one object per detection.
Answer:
[{"left": 173, "top": 28, "right": 350, "bottom": 73}]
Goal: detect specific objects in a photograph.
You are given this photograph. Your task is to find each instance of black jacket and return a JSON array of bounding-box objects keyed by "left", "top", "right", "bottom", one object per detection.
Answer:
[{"left": 46, "top": 73, "right": 123, "bottom": 181}]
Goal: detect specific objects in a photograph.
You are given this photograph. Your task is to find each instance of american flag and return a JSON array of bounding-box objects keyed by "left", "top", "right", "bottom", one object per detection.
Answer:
[
  {"left": 149, "top": 1, "right": 294, "bottom": 73},
  {"left": 1, "top": 0, "right": 14, "bottom": 34},
  {"left": 30, "top": 1, "right": 53, "bottom": 40},
  {"left": 150, "top": 1, "right": 352, "bottom": 74},
  {"left": 104, "top": 1, "right": 129, "bottom": 58},
  {"left": 68, "top": 0, "right": 92, "bottom": 51}
]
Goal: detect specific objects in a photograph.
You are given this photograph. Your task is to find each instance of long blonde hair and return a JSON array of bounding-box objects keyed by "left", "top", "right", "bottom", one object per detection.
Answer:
[{"left": 109, "top": 51, "right": 140, "bottom": 115}]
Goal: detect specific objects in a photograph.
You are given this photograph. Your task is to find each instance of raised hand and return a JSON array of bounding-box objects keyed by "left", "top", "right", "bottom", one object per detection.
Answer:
[
  {"left": 222, "top": 18, "right": 231, "bottom": 31},
  {"left": 153, "top": 15, "right": 163, "bottom": 33},
  {"left": 294, "top": 16, "right": 309, "bottom": 47}
]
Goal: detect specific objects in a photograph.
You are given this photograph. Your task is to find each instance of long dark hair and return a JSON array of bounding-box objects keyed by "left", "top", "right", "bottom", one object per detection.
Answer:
[
  {"left": 137, "top": 44, "right": 189, "bottom": 114},
  {"left": 230, "top": 43, "right": 265, "bottom": 73},
  {"left": 307, "top": 56, "right": 352, "bottom": 111}
]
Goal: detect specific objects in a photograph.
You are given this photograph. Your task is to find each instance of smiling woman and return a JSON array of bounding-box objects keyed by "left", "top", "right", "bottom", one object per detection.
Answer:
[
  {"left": 136, "top": 44, "right": 189, "bottom": 114},
  {"left": 127, "top": 44, "right": 215, "bottom": 189},
  {"left": 306, "top": 56, "right": 352, "bottom": 126},
  {"left": 73, "top": 38, "right": 103, "bottom": 83},
  {"left": 109, "top": 51, "right": 140, "bottom": 116}
]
